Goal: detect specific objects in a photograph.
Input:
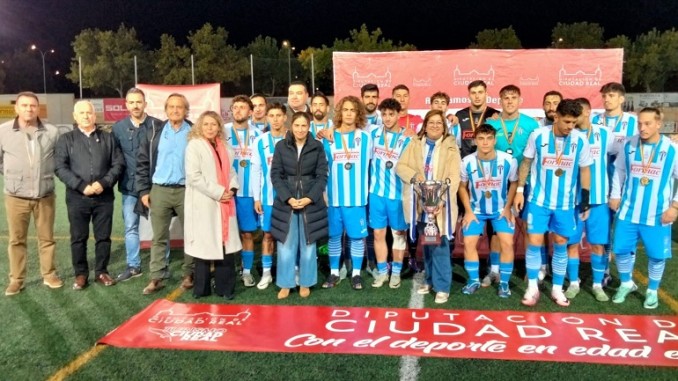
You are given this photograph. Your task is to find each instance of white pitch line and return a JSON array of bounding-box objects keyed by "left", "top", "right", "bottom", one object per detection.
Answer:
[{"left": 399, "top": 272, "right": 425, "bottom": 381}]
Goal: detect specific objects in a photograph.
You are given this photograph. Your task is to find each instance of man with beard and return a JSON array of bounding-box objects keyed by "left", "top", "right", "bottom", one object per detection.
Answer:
[
  {"left": 362, "top": 83, "right": 382, "bottom": 127},
  {"left": 250, "top": 93, "right": 269, "bottom": 133},
  {"left": 112, "top": 88, "right": 163, "bottom": 282},
  {"left": 539, "top": 91, "right": 563, "bottom": 127},
  {"left": 225, "top": 95, "right": 262, "bottom": 287},
  {"left": 310, "top": 92, "right": 333, "bottom": 138},
  {"left": 455, "top": 80, "right": 500, "bottom": 158}
]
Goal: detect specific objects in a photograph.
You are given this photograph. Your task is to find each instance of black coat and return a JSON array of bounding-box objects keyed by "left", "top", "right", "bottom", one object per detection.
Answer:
[{"left": 270, "top": 131, "right": 328, "bottom": 244}]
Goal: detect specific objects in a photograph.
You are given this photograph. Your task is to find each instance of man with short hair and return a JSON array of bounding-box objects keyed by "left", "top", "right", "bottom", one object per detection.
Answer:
[
  {"left": 0, "top": 92, "right": 63, "bottom": 295},
  {"left": 369, "top": 98, "right": 411, "bottom": 289},
  {"left": 250, "top": 93, "right": 269, "bottom": 133},
  {"left": 565, "top": 97, "right": 616, "bottom": 302},
  {"left": 539, "top": 91, "right": 563, "bottom": 127},
  {"left": 322, "top": 96, "right": 372, "bottom": 290},
  {"left": 251, "top": 102, "right": 287, "bottom": 289},
  {"left": 429, "top": 91, "right": 460, "bottom": 141},
  {"left": 286, "top": 81, "right": 310, "bottom": 127},
  {"left": 55, "top": 100, "right": 124, "bottom": 290},
  {"left": 137, "top": 93, "right": 194, "bottom": 294},
  {"left": 310, "top": 92, "right": 333, "bottom": 138},
  {"left": 459, "top": 124, "right": 518, "bottom": 297},
  {"left": 225, "top": 95, "right": 262, "bottom": 287},
  {"left": 455, "top": 80, "right": 500, "bottom": 159},
  {"left": 485, "top": 85, "right": 539, "bottom": 285},
  {"left": 591, "top": 82, "right": 638, "bottom": 285},
  {"left": 609, "top": 107, "right": 676, "bottom": 309},
  {"left": 361, "top": 83, "right": 382, "bottom": 127},
  {"left": 392, "top": 84, "right": 423, "bottom": 133},
  {"left": 111, "top": 88, "right": 162, "bottom": 282},
  {"left": 513, "top": 99, "right": 592, "bottom": 307}
]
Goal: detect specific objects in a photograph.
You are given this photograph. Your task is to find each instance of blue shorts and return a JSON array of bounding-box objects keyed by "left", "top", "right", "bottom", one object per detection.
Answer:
[
  {"left": 567, "top": 203, "right": 610, "bottom": 245},
  {"left": 526, "top": 202, "right": 577, "bottom": 238},
  {"left": 518, "top": 183, "right": 532, "bottom": 220},
  {"left": 259, "top": 204, "right": 273, "bottom": 232},
  {"left": 368, "top": 193, "right": 407, "bottom": 231},
  {"left": 613, "top": 218, "right": 672, "bottom": 260},
  {"left": 329, "top": 206, "right": 368, "bottom": 239},
  {"left": 235, "top": 196, "right": 259, "bottom": 232},
  {"left": 463, "top": 213, "right": 515, "bottom": 236}
]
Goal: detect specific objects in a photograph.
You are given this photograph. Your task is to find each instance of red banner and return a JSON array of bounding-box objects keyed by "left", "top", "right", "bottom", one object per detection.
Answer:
[
  {"left": 333, "top": 49, "right": 623, "bottom": 113},
  {"left": 103, "top": 98, "right": 128, "bottom": 122},
  {"left": 100, "top": 300, "right": 678, "bottom": 367}
]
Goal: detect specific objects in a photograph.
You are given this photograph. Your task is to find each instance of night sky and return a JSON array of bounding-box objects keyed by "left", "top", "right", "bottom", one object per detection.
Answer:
[{"left": 1, "top": 0, "right": 676, "bottom": 79}]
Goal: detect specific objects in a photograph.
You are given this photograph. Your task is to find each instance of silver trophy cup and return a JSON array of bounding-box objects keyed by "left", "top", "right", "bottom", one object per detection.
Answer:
[{"left": 413, "top": 179, "right": 450, "bottom": 245}]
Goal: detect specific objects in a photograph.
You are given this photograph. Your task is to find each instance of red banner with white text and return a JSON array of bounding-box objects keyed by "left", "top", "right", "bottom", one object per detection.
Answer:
[
  {"left": 100, "top": 300, "right": 678, "bottom": 367},
  {"left": 103, "top": 98, "right": 127, "bottom": 122},
  {"left": 333, "top": 49, "right": 623, "bottom": 114}
]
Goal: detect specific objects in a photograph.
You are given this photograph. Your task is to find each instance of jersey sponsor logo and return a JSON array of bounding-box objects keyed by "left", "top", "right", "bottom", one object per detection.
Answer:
[
  {"left": 373, "top": 147, "right": 400, "bottom": 161},
  {"left": 475, "top": 179, "right": 502, "bottom": 190},
  {"left": 630, "top": 164, "right": 661, "bottom": 178},
  {"left": 590, "top": 146, "right": 601, "bottom": 159},
  {"left": 333, "top": 151, "right": 361, "bottom": 161},
  {"left": 542, "top": 157, "right": 574, "bottom": 169},
  {"left": 234, "top": 148, "right": 253, "bottom": 159}
]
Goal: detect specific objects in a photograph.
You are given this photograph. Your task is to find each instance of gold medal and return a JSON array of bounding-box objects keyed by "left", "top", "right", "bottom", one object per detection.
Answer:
[
  {"left": 344, "top": 162, "right": 353, "bottom": 170},
  {"left": 385, "top": 161, "right": 394, "bottom": 169},
  {"left": 239, "top": 160, "right": 248, "bottom": 168},
  {"left": 484, "top": 191, "right": 492, "bottom": 198},
  {"left": 554, "top": 168, "right": 564, "bottom": 177},
  {"left": 638, "top": 141, "right": 658, "bottom": 188},
  {"left": 640, "top": 176, "right": 650, "bottom": 186}
]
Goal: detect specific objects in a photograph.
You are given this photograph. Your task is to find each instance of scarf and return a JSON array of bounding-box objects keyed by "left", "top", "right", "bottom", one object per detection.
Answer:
[{"left": 206, "top": 138, "right": 235, "bottom": 243}]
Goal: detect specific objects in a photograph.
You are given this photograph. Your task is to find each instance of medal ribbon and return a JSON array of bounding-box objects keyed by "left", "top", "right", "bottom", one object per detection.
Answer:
[
  {"left": 500, "top": 117, "right": 519, "bottom": 147},
  {"left": 639, "top": 141, "right": 658, "bottom": 175},
  {"left": 232, "top": 127, "right": 250, "bottom": 154},
  {"left": 552, "top": 129, "right": 570, "bottom": 166},
  {"left": 339, "top": 130, "right": 352, "bottom": 166},
  {"left": 470, "top": 107, "right": 488, "bottom": 131}
]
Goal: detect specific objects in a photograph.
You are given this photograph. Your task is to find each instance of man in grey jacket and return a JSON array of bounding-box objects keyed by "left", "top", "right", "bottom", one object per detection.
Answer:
[{"left": 0, "top": 92, "right": 63, "bottom": 296}]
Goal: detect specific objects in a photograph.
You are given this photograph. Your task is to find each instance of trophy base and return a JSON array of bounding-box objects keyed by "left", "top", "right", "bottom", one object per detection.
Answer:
[{"left": 419, "top": 234, "right": 441, "bottom": 246}]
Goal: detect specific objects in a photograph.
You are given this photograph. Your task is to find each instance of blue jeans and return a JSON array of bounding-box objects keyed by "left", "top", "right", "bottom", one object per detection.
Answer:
[
  {"left": 419, "top": 224, "right": 452, "bottom": 293},
  {"left": 122, "top": 194, "right": 169, "bottom": 269},
  {"left": 277, "top": 212, "right": 317, "bottom": 288},
  {"left": 122, "top": 194, "right": 141, "bottom": 268}
]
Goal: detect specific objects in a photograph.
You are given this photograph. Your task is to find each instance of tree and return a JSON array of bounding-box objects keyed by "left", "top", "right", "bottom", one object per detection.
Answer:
[
  {"left": 188, "top": 23, "right": 248, "bottom": 85},
  {"left": 153, "top": 34, "right": 192, "bottom": 84},
  {"left": 625, "top": 28, "right": 678, "bottom": 92},
  {"left": 67, "top": 24, "right": 151, "bottom": 97},
  {"left": 241, "top": 35, "right": 288, "bottom": 96},
  {"left": 551, "top": 22, "right": 604, "bottom": 48},
  {"left": 469, "top": 26, "right": 522, "bottom": 49},
  {"left": 298, "top": 24, "right": 416, "bottom": 93}
]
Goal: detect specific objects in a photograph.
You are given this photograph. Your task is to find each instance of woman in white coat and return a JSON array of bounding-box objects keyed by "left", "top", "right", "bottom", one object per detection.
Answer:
[{"left": 184, "top": 111, "right": 242, "bottom": 299}]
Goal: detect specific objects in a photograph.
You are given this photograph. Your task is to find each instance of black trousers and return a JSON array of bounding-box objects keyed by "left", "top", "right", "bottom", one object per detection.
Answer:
[
  {"left": 193, "top": 251, "right": 236, "bottom": 299},
  {"left": 66, "top": 192, "right": 114, "bottom": 278}
]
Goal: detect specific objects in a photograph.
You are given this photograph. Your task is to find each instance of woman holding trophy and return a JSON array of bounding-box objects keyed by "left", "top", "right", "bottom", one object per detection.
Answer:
[{"left": 397, "top": 109, "right": 461, "bottom": 304}]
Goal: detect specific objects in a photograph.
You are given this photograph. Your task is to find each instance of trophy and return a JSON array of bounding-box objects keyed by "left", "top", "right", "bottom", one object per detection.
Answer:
[{"left": 413, "top": 179, "right": 451, "bottom": 246}]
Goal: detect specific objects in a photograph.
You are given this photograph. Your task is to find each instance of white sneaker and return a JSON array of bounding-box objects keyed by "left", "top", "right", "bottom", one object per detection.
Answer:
[
  {"left": 389, "top": 274, "right": 401, "bottom": 289},
  {"left": 241, "top": 273, "right": 255, "bottom": 287},
  {"left": 371, "top": 273, "right": 388, "bottom": 288},
  {"left": 257, "top": 272, "right": 273, "bottom": 290},
  {"left": 434, "top": 291, "right": 449, "bottom": 304},
  {"left": 481, "top": 272, "right": 499, "bottom": 287},
  {"left": 339, "top": 264, "right": 348, "bottom": 280}
]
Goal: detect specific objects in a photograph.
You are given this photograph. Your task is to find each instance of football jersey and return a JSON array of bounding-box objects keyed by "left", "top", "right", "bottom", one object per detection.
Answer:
[
  {"left": 250, "top": 120, "right": 269, "bottom": 133},
  {"left": 251, "top": 132, "right": 285, "bottom": 206},
  {"left": 611, "top": 135, "right": 678, "bottom": 226},
  {"left": 366, "top": 111, "right": 382, "bottom": 127},
  {"left": 461, "top": 150, "right": 518, "bottom": 215},
  {"left": 310, "top": 120, "right": 334, "bottom": 139},
  {"left": 575, "top": 125, "right": 616, "bottom": 205},
  {"left": 591, "top": 112, "right": 638, "bottom": 147},
  {"left": 369, "top": 127, "right": 411, "bottom": 200},
  {"left": 224, "top": 123, "right": 261, "bottom": 197},
  {"left": 398, "top": 113, "right": 424, "bottom": 134},
  {"left": 487, "top": 113, "right": 540, "bottom": 166},
  {"left": 324, "top": 129, "right": 372, "bottom": 207},
  {"left": 523, "top": 126, "right": 593, "bottom": 210}
]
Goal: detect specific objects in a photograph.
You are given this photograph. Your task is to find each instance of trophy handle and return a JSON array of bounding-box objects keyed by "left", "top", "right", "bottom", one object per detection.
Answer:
[{"left": 439, "top": 178, "right": 451, "bottom": 195}]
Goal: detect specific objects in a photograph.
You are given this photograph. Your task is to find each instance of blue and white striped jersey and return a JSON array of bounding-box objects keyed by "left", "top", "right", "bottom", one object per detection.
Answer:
[
  {"left": 224, "top": 123, "right": 261, "bottom": 197},
  {"left": 250, "top": 132, "right": 285, "bottom": 206},
  {"left": 523, "top": 126, "right": 593, "bottom": 210},
  {"left": 324, "top": 129, "right": 372, "bottom": 207},
  {"left": 366, "top": 112, "right": 382, "bottom": 127},
  {"left": 591, "top": 112, "right": 637, "bottom": 147},
  {"left": 575, "top": 125, "right": 617, "bottom": 205},
  {"left": 369, "top": 127, "right": 411, "bottom": 200},
  {"left": 611, "top": 135, "right": 678, "bottom": 226},
  {"left": 460, "top": 150, "right": 518, "bottom": 215},
  {"left": 310, "top": 120, "right": 334, "bottom": 139}
]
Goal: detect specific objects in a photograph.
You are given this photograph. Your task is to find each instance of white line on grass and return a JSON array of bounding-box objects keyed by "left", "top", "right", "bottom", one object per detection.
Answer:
[{"left": 399, "top": 272, "right": 425, "bottom": 381}]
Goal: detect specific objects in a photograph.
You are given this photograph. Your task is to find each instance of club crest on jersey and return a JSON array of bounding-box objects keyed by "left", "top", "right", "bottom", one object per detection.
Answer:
[
  {"left": 660, "top": 151, "right": 667, "bottom": 161},
  {"left": 497, "top": 164, "right": 504, "bottom": 175},
  {"left": 594, "top": 132, "right": 600, "bottom": 141}
]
